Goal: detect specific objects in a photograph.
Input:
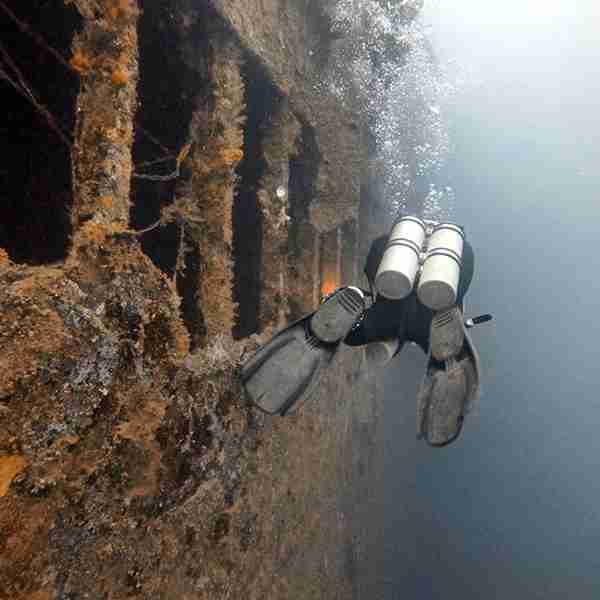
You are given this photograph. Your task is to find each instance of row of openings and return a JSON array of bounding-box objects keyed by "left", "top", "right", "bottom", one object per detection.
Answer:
[
  {"left": 129, "top": 0, "right": 207, "bottom": 348},
  {"left": 231, "top": 58, "right": 281, "bottom": 340},
  {"left": 129, "top": 3, "right": 284, "bottom": 346},
  {"left": 131, "top": 12, "right": 360, "bottom": 345},
  {"left": 0, "top": 1, "right": 360, "bottom": 346}
]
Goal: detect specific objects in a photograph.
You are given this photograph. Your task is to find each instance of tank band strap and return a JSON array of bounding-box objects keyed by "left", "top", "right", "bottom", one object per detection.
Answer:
[
  {"left": 425, "top": 248, "right": 463, "bottom": 268},
  {"left": 385, "top": 238, "right": 422, "bottom": 257}
]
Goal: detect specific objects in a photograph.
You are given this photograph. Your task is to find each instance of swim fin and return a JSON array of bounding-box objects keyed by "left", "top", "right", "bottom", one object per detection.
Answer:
[
  {"left": 242, "top": 287, "right": 365, "bottom": 415},
  {"left": 310, "top": 286, "right": 365, "bottom": 343},
  {"left": 417, "top": 307, "right": 481, "bottom": 447}
]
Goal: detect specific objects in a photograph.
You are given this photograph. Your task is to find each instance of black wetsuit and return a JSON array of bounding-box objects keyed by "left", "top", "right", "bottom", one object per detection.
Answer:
[{"left": 344, "top": 235, "right": 475, "bottom": 353}]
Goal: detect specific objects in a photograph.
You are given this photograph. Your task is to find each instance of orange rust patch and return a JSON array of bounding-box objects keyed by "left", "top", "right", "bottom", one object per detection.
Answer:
[
  {"left": 98, "top": 195, "right": 114, "bottom": 209},
  {"left": 0, "top": 248, "right": 11, "bottom": 270},
  {"left": 116, "top": 396, "right": 167, "bottom": 443},
  {"left": 168, "top": 313, "right": 191, "bottom": 362},
  {"left": 78, "top": 221, "right": 110, "bottom": 245},
  {"left": 27, "top": 590, "right": 52, "bottom": 600},
  {"left": 111, "top": 67, "right": 129, "bottom": 86},
  {"left": 52, "top": 435, "right": 81, "bottom": 452},
  {"left": 176, "top": 143, "right": 192, "bottom": 167},
  {"left": 70, "top": 50, "right": 93, "bottom": 74},
  {"left": 0, "top": 454, "right": 27, "bottom": 497},
  {"left": 219, "top": 147, "right": 244, "bottom": 166},
  {"left": 107, "top": 0, "right": 139, "bottom": 21}
]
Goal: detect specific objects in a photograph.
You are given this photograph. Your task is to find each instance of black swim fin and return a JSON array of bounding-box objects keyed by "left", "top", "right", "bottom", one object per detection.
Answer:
[
  {"left": 417, "top": 306, "right": 482, "bottom": 447},
  {"left": 242, "top": 287, "right": 365, "bottom": 415}
]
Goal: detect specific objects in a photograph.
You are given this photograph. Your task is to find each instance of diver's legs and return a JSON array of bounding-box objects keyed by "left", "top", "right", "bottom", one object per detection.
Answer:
[
  {"left": 343, "top": 295, "right": 409, "bottom": 372},
  {"left": 344, "top": 295, "right": 407, "bottom": 346},
  {"left": 364, "top": 339, "right": 405, "bottom": 370}
]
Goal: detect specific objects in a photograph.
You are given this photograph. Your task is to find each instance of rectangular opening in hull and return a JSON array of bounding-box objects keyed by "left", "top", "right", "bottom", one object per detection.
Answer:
[
  {"left": 0, "top": 0, "right": 81, "bottom": 264},
  {"left": 129, "top": 0, "right": 205, "bottom": 277},
  {"left": 232, "top": 58, "right": 281, "bottom": 339}
]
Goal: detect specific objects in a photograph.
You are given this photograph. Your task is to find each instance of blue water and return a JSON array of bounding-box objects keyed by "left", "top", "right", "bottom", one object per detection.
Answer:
[{"left": 380, "top": 3, "right": 600, "bottom": 598}]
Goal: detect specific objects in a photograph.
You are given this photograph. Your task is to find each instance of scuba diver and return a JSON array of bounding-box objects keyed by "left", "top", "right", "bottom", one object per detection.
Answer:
[{"left": 241, "top": 214, "right": 493, "bottom": 447}]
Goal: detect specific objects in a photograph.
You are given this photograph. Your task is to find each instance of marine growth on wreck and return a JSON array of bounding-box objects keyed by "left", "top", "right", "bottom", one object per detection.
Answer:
[{"left": 0, "top": 1, "right": 425, "bottom": 597}]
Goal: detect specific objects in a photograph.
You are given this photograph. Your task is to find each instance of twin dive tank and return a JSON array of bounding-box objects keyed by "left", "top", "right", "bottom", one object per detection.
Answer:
[{"left": 374, "top": 215, "right": 465, "bottom": 310}]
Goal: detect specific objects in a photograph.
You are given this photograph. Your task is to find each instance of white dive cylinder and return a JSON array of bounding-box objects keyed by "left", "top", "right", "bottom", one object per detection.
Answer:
[
  {"left": 417, "top": 223, "right": 464, "bottom": 310},
  {"left": 374, "top": 216, "right": 427, "bottom": 300}
]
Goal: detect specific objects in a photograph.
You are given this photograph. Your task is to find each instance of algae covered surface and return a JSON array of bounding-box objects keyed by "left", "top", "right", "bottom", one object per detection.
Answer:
[
  {"left": 0, "top": 245, "right": 382, "bottom": 598},
  {"left": 0, "top": 0, "right": 389, "bottom": 598}
]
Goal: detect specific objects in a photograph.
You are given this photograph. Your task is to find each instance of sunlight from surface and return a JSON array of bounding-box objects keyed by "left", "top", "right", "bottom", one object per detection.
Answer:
[{"left": 425, "top": 0, "right": 600, "bottom": 27}]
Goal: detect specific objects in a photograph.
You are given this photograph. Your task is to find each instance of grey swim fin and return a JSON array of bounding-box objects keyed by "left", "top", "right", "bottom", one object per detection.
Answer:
[
  {"left": 417, "top": 307, "right": 481, "bottom": 447},
  {"left": 241, "top": 317, "right": 338, "bottom": 415},
  {"left": 242, "top": 287, "right": 365, "bottom": 415}
]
